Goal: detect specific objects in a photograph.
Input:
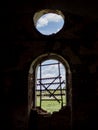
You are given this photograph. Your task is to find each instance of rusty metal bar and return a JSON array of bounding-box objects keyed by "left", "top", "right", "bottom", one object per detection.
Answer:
[
  {"left": 41, "top": 99, "right": 62, "bottom": 101},
  {"left": 39, "top": 81, "right": 60, "bottom": 103},
  {"left": 37, "top": 81, "right": 63, "bottom": 85},
  {"left": 37, "top": 94, "right": 65, "bottom": 96},
  {"left": 41, "top": 62, "right": 59, "bottom": 66},
  {"left": 58, "top": 61, "right": 63, "bottom": 108},
  {"left": 37, "top": 76, "right": 61, "bottom": 80},
  {"left": 39, "top": 63, "right": 42, "bottom": 107}
]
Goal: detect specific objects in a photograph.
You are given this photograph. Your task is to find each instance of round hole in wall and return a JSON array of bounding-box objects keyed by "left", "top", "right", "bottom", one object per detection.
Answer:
[{"left": 33, "top": 9, "right": 64, "bottom": 36}]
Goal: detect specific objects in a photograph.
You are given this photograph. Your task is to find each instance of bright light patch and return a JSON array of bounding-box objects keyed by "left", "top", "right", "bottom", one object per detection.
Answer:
[
  {"left": 36, "top": 13, "right": 64, "bottom": 35},
  {"left": 37, "top": 59, "right": 66, "bottom": 90}
]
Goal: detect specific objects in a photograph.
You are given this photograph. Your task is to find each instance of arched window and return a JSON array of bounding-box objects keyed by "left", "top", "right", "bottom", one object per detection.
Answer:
[
  {"left": 28, "top": 53, "right": 72, "bottom": 115},
  {"left": 36, "top": 59, "right": 66, "bottom": 114}
]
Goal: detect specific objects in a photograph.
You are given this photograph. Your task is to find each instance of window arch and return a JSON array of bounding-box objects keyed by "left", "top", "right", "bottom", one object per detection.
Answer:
[{"left": 28, "top": 53, "right": 72, "bottom": 115}]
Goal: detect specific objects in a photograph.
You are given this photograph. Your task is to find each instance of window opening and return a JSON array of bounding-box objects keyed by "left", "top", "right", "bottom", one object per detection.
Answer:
[
  {"left": 33, "top": 9, "right": 64, "bottom": 36},
  {"left": 36, "top": 59, "right": 66, "bottom": 114}
]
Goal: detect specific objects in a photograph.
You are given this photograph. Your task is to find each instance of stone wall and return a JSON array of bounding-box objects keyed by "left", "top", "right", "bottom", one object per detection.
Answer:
[{"left": 1, "top": 1, "right": 98, "bottom": 130}]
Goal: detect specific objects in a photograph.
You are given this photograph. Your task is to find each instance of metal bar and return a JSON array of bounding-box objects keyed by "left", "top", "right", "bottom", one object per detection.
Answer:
[
  {"left": 41, "top": 99, "right": 62, "bottom": 101},
  {"left": 39, "top": 81, "right": 60, "bottom": 103},
  {"left": 58, "top": 62, "right": 63, "bottom": 108},
  {"left": 36, "top": 81, "right": 64, "bottom": 85},
  {"left": 39, "top": 63, "right": 42, "bottom": 108},
  {"left": 49, "top": 81, "right": 65, "bottom": 97},
  {"left": 37, "top": 76, "right": 61, "bottom": 80},
  {"left": 37, "top": 94, "right": 65, "bottom": 96},
  {"left": 41, "top": 62, "right": 59, "bottom": 66},
  {"left": 36, "top": 89, "right": 66, "bottom": 91},
  {"left": 41, "top": 75, "right": 60, "bottom": 90}
]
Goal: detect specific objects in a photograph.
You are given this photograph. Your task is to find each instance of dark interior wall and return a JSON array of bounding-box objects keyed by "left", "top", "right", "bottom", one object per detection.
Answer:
[
  {"left": 1, "top": 42, "right": 98, "bottom": 130},
  {"left": 0, "top": 1, "right": 98, "bottom": 130}
]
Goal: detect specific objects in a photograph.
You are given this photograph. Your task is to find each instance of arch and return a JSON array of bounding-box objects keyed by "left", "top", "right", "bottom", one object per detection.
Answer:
[{"left": 28, "top": 53, "right": 72, "bottom": 116}]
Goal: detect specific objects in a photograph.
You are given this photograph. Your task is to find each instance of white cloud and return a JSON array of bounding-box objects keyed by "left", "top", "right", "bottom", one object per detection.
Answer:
[
  {"left": 36, "top": 60, "right": 66, "bottom": 89},
  {"left": 56, "top": 28, "right": 60, "bottom": 32},
  {"left": 44, "top": 13, "right": 63, "bottom": 23},
  {"left": 36, "top": 17, "right": 48, "bottom": 28},
  {"left": 37, "top": 60, "right": 65, "bottom": 81},
  {"left": 36, "top": 13, "right": 63, "bottom": 28}
]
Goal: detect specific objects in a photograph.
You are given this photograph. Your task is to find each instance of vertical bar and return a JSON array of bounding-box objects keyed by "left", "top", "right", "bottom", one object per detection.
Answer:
[
  {"left": 32, "top": 70, "right": 36, "bottom": 109},
  {"left": 58, "top": 61, "right": 63, "bottom": 108},
  {"left": 40, "top": 62, "right": 42, "bottom": 108}
]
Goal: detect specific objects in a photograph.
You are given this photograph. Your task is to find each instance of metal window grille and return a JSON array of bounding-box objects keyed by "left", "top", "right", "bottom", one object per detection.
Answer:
[{"left": 36, "top": 60, "right": 66, "bottom": 110}]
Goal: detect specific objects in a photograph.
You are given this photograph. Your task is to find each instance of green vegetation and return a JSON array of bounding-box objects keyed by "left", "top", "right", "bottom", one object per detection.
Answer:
[{"left": 36, "top": 90, "right": 66, "bottom": 113}]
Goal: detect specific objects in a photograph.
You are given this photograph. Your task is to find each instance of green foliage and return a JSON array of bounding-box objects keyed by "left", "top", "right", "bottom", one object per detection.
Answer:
[{"left": 36, "top": 90, "right": 66, "bottom": 113}]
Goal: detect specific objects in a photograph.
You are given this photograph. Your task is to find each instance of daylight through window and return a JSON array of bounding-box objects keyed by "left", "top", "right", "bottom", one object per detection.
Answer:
[
  {"left": 33, "top": 10, "right": 64, "bottom": 36},
  {"left": 36, "top": 59, "right": 66, "bottom": 114}
]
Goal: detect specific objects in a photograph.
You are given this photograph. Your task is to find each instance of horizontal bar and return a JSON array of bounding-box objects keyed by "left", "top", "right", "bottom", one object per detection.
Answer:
[
  {"left": 37, "top": 94, "right": 66, "bottom": 96},
  {"left": 36, "top": 82, "right": 65, "bottom": 86},
  {"left": 40, "top": 62, "right": 60, "bottom": 66},
  {"left": 41, "top": 99, "right": 62, "bottom": 101},
  {"left": 36, "top": 89, "right": 66, "bottom": 91},
  {"left": 37, "top": 76, "right": 61, "bottom": 80}
]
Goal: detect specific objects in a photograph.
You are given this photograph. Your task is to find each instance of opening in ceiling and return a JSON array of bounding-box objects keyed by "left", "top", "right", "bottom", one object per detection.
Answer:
[{"left": 33, "top": 10, "right": 64, "bottom": 36}]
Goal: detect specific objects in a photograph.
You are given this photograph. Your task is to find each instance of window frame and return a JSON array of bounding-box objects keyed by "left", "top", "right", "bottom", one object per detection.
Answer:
[{"left": 28, "top": 53, "right": 72, "bottom": 115}]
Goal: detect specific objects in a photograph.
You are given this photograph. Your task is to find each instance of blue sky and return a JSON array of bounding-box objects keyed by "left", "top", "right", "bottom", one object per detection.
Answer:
[
  {"left": 37, "top": 59, "right": 66, "bottom": 90},
  {"left": 36, "top": 13, "right": 64, "bottom": 35}
]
